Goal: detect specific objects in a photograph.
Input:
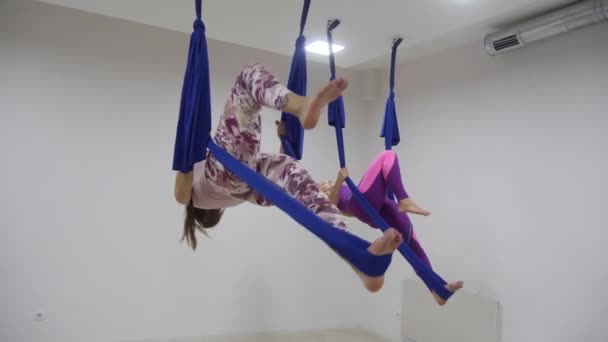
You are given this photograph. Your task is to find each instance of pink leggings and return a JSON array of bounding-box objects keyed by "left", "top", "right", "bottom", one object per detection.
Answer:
[{"left": 339, "top": 151, "right": 431, "bottom": 268}]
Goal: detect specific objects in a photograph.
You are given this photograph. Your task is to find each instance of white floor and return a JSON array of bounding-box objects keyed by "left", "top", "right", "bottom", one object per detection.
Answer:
[{"left": 129, "top": 328, "right": 390, "bottom": 342}]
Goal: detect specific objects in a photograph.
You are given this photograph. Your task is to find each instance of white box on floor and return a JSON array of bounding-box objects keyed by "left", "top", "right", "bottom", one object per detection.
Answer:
[{"left": 401, "top": 279, "right": 500, "bottom": 342}]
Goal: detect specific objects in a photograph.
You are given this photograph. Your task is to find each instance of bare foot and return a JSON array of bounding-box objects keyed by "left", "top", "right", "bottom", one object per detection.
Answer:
[
  {"left": 398, "top": 198, "right": 430, "bottom": 216},
  {"left": 298, "top": 78, "right": 348, "bottom": 129},
  {"left": 355, "top": 228, "right": 403, "bottom": 293},
  {"left": 368, "top": 228, "right": 403, "bottom": 256},
  {"left": 432, "top": 281, "right": 464, "bottom": 306}
]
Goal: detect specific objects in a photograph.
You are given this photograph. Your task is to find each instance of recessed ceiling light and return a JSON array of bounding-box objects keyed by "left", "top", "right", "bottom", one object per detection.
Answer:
[{"left": 305, "top": 40, "right": 345, "bottom": 55}]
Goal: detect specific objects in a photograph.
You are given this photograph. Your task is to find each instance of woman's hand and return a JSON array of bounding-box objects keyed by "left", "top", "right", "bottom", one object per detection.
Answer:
[
  {"left": 337, "top": 168, "right": 349, "bottom": 182},
  {"left": 275, "top": 120, "right": 287, "bottom": 137},
  {"left": 174, "top": 171, "right": 193, "bottom": 205},
  {"left": 327, "top": 168, "right": 349, "bottom": 206}
]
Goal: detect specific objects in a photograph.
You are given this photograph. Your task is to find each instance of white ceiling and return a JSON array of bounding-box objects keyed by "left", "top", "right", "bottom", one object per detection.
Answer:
[{"left": 37, "top": 0, "right": 574, "bottom": 68}]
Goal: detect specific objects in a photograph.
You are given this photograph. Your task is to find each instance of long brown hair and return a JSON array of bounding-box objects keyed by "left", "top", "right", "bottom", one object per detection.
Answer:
[{"left": 182, "top": 201, "right": 225, "bottom": 250}]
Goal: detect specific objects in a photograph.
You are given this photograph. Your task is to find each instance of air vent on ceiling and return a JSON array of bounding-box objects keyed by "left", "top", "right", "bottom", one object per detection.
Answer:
[
  {"left": 485, "top": 0, "right": 608, "bottom": 55},
  {"left": 492, "top": 34, "right": 521, "bottom": 51}
]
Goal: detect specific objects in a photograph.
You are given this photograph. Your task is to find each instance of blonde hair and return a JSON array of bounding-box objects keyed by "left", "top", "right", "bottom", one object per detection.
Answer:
[{"left": 318, "top": 180, "right": 334, "bottom": 197}]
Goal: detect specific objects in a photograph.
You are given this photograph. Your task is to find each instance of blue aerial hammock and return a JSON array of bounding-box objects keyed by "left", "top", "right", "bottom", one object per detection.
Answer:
[
  {"left": 325, "top": 20, "right": 454, "bottom": 300},
  {"left": 172, "top": 0, "right": 392, "bottom": 277},
  {"left": 278, "top": 0, "right": 310, "bottom": 160},
  {"left": 380, "top": 37, "right": 402, "bottom": 151},
  {"left": 380, "top": 38, "right": 403, "bottom": 201}
]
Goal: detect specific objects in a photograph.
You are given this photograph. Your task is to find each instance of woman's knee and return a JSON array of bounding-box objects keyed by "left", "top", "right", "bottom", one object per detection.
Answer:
[
  {"left": 238, "top": 63, "right": 264, "bottom": 84},
  {"left": 379, "top": 150, "right": 396, "bottom": 159},
  {"left": 379, "top": 150, "right": 397, "bottom": 178}
]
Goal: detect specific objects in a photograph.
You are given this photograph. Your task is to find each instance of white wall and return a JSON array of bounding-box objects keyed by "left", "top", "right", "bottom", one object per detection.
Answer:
[
  {"left": 4, "top": 2, "right": 606, "bottom": 342},
  {"left": 358, "top": 22, "right": 608, "bottom": 342},
  {"left": 0, "top": 1, "right": 377, "bottom": 342}
]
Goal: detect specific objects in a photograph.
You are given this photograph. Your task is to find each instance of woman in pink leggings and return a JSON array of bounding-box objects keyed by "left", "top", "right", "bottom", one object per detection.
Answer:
[{"left": 314, "top": 148, "right": 463, "bottom": 305}]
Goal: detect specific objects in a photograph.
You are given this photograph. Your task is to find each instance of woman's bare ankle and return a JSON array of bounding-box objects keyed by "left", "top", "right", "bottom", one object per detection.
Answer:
[{"left": 284, "top": 93, "right": 307, "bottom": 119}]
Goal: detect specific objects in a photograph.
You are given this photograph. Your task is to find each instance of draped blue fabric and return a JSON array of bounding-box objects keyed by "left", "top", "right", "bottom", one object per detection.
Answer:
[
  {"left": 381, "top": 38, "right": 402, "bottom": 200},
  {"left": 380, "top": 38, "right": 403, "bottom": 150},
  {"left": 172, "top": 1, "right": 212, "bottom": 173},
  {"left": 172, "top": 0, "right": 393, "bottom": 278},
  {"left": 279, "top": 0, "right": 311, "bottom": 160},
  {"left": 326, "top": 22, "right": 453, "bottom": 300},
  {"left": 207, "top": 141, "right": 392, "bottom": 277}
]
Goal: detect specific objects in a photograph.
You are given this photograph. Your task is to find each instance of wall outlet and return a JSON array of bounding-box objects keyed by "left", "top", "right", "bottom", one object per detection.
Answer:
[{"left": 33, "top": 311, "right": 45, "bottom": 321}]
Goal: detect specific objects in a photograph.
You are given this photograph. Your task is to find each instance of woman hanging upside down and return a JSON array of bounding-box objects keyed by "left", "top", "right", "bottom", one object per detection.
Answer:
[
  {"left": 174, "top": 63, "right": 403, "bottom": 292},
  {"left": 278, "top": 119, "right": 463, "bottom": 304}
]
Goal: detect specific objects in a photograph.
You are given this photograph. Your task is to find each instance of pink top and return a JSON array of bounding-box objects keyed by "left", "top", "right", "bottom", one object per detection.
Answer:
[{"left": 191, "top": 161, "right": 243, "bottom": 210}]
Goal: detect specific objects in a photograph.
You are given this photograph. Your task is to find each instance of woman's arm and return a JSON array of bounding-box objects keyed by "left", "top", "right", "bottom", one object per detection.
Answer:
[
  {"left": 328, "top": 168, "right": 349, "bottom": 206},
  {"left": 174, "top": 171, "right": 193, "bottom": 205},
  {"left": 275, "top": 120, "right": 286, "bottom": 154}
]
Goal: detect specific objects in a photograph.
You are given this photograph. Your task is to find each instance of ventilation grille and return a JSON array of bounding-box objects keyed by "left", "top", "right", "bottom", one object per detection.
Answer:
[
  {"left": 485, "top": 0, "right": 608, "bottom": 55},
  {"left": 492, "top": 34, "right": 521, "bottom": 51}
]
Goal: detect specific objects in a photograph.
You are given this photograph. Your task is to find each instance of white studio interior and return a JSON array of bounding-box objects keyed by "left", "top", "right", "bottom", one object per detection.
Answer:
[{"left": 1, "top": 1, "right": 607, "bottom": 342}]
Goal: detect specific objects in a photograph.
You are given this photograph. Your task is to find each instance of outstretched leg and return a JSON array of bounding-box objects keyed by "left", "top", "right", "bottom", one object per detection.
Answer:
[
  {"left": 379, "top": 199, "right": 431, "bottom": 267},
  {"left": 379, "top": 199, "right": 462, "bottom": 304}
]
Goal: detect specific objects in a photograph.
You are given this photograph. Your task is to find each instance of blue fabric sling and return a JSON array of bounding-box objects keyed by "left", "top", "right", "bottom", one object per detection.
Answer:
[
  {"left": 172, "top": 0, "right": 212, "bottom": 173},
  {"left": 381, "top": 38, "right": 403, "bottom": 201},
  {"left": 207, "top": 141, "right": 392, "bottom": 277},
  {"left": 172, "top": 0, "right": 392, "bottom": 278},
  {"left": 279, "top": 0, "right": 311, "bottom": 160},
  {"left": 326, "top": 21, "right": 453, "bottom": 300},
  {"left": 381, "top": 38, "right": 402, "bottom": 151}
]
